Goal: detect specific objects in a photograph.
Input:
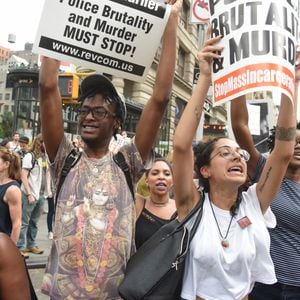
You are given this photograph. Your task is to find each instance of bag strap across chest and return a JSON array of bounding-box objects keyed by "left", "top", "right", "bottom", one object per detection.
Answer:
[
  {"left": 54, "top": 148, "right": 134, "bottom": 211},
  {"left": 113, "top": 151, "right": 134, "bottom": 199}
]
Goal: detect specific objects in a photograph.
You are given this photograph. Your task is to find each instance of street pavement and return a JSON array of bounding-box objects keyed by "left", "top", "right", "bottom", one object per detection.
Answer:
[{"left": 26, "top": 211, "right": 52, "bottom": 300}]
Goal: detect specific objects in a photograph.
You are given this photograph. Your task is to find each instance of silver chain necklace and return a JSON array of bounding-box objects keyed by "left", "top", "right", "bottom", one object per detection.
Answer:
[{"left": 209, "top": 199, "right": 234, "bottom": 248}]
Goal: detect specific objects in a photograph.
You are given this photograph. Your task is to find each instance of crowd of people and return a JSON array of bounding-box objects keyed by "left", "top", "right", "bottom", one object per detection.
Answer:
[{"left": 1, "top": 1, "right": 300, "bottom": 299}]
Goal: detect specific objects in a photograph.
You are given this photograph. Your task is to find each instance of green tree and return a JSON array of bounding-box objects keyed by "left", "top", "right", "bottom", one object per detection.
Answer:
[{"left": 0, "top": 112, "right": 13, "bottom": 138}]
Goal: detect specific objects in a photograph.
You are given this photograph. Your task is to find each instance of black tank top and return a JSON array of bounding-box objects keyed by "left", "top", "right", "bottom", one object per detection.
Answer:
[
  {"left": 0, "top": 181, "right": 20, "bottom": 236},
  {"left": 135, "top": 206, "right": 171, "bottom": 249}
]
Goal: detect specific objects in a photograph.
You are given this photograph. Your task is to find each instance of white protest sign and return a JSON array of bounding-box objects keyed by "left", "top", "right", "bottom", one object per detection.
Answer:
[
  {"left": 190, "top": 0, "right": 210, "bottom": 23},
  {"left": 247, "top": 103, "right": 260, "bottom": 135},
  {"left": 208, "top": 0, "right": 299, "bottom": 106},
  {"left": 33, "top": 0, "right": 171, "bottom": 82}
]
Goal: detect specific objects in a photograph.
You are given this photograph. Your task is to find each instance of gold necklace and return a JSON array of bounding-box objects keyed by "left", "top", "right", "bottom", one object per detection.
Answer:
[
  {"left": 209, "top": 199, "right": 234, "bottom": 248},
  {"left": 150, "top": 198, "right": 169, "bottom": 207}
]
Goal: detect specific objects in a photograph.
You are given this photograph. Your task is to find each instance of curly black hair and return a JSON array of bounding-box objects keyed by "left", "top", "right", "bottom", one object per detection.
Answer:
[
  {"left": 193, "top": 138, "right": 243, "bottom": 216},
  {"left": 267, "top": 122, "right": 300, "bottom": 152}
]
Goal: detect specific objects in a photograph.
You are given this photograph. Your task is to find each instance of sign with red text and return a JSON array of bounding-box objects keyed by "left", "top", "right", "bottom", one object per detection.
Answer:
[
  {"left": 209, "top": 0, "right": 299, "bottom": 105},
  {"left": 33, "top": 0, "right": 170, "bottom": 82}
]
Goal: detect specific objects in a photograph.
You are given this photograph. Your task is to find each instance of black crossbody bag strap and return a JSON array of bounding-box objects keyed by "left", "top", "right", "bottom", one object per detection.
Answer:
[
  {"left": 54, "top": 148, "right": 82, "bottom": 212},
  {"left": 167, "top": 192, "right": 204, "bottom": 263},
  {"left": 113, "top": 152, "right": 134, "bottom": 200},
  {"left": 172, "top": 191, "right": 204, "bottom": 238},
  {"left": 189, "top": 194, "right": 204, "bottom": 240}
]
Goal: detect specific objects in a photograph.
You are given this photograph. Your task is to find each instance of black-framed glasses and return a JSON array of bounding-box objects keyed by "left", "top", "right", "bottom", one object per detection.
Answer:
[
  {"left": 210, "top": 146, "right": 250, "bottom": 162},
  {"left": 77, "top": 106, "right": 116, "bottom": 119}
]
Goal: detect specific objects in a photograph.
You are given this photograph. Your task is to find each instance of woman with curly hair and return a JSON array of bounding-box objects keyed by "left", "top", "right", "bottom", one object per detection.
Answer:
[{"left": 172, "top": 31, "right": 296, "bottom": 299}]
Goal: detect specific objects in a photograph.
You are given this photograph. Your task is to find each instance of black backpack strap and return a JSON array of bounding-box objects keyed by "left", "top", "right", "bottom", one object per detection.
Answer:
[
  {"left": 113, "top": 152, "right": 134, "bottom": 200},
  {"left": 27, "top": 152, "right": 36, "bottom": 173},
  {"left": 54, "top": 148, "right": 82, "bottom": 211}
]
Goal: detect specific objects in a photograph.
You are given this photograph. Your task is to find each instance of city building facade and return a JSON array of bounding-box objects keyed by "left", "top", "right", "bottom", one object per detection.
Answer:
[
  {"left": 0, "top": 45, "right": 12, "bottom": 114},
  {"left": 1, "top": 0, "right": 230, "bottom": 154}
]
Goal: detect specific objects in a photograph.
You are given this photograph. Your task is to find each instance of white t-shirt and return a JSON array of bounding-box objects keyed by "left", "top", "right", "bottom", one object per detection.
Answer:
[
  {"left": 7, "top": 141, "right": 20, "bottom": 153},
  {"left": 181, "top": 184, "right": 276, "bottom": 300},
  {"left": 21, "top": 152, "right": 43, "bottom": 200}
]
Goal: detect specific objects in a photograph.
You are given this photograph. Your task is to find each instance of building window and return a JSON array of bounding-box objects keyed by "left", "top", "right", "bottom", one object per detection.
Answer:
[
  {"left": 175, "top": 97, "right": 186, "bottom": 126},
  {"left": 180, "top": 0, "right": 189, "bottom": 29},
  {"left": 5, "top": 93, "right": 10, "bottom": 100},
  {"left": 155, "top": 115, "right": 170, "bottom": 157},
  {"left": 4, "top": 105, "right": 9, "bottom": 112},
  {"left": 0, "top": 93, "right": 2, "bottom": 100},
  {"left": 177, "top": 47, "right": 186, "bottom": 77}
]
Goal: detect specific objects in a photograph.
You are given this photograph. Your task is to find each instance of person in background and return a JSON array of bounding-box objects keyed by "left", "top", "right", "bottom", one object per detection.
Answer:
[
  {"left": 135, "top": 158, "right": 176, "bottom": 249},
  {"left": 38, "top": 0, "right": 181, "bottom": 298},
  {"left": 0, "top": 147, "right": 22, "bottom": 244},
  {"left": 0, "top": 139, "right": 10, "bottom": 149},
  {"left": 231, "top": 51, "right": 300, "bottom": 300},
  {"left": 17, "top": 134, "right": 45, "bottom": 256},
  {"left": 16, "top": 136, "right": 30, "bottom": 161},
  {"left": 0, "top": 232, "right": 31, "bottom": 300},
  {"left": 172, "top": 32, "right": 296, "bottom": 300},
  {"left": 7, "top": 132, "right": 21, "bottom": 153},
  {"left": 109, "top": 128, "right": 126, "bottom": 154},
  {"left": 135, "top": 152, "right": 165, "bottom": 199},
  {"left": 121, "top": 131, "right": 131, "bottom": 144},
  {"left": 45, "top": 162, "right": 54, "bottom": 240}
]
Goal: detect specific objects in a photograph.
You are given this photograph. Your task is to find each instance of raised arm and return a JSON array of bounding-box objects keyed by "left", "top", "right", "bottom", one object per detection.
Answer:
[
  {"left": 135, "top": 0, "right": 182, "bottom": 162},
  {"left": 230, "top": 96, "right": 260, "bottom": 179},
  {"left": 39, "top": 57, "right": 65, "bottom": 162},
  {"left": 256, "top": 92, "right": 296, "bottom": 213},
  {"left": 172, "top": 34, "right": 223, "bottom": 220}
]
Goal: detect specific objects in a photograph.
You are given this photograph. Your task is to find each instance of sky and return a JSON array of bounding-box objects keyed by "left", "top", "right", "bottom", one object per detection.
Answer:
[{"left": 0, "top": 0, "right": 45, "bottom": 51}]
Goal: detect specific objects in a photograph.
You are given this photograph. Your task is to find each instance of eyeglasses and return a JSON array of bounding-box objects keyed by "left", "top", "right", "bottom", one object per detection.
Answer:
[
  {"left": 210, "top": 146, "right": 250, "bottom": 162},
  {"left": 77, "top": 107, "right": 116, "bottom": 119}
]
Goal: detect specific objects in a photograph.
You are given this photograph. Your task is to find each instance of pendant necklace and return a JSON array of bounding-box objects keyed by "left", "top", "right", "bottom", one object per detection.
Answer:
[{"left": 209, "top": 199, "right": 234, "bottom": 248}]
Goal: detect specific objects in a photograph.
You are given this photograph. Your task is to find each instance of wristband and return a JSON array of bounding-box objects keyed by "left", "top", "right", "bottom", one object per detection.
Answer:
[{"left": 27, "top": 193, "right": 32, "bottom": 197}]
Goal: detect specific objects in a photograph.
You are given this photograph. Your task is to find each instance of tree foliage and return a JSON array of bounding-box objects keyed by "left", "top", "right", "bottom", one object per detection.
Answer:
[{"left": 0, "top": 112, "right": 13, "bottom": 138}]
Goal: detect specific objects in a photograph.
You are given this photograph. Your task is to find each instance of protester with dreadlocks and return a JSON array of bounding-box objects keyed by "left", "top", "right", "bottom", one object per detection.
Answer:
[{"left": 38, "top": 0, "right": 182, "bottom": 298}]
